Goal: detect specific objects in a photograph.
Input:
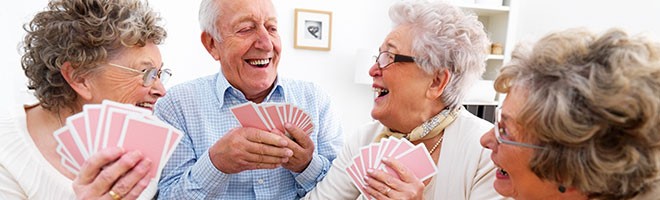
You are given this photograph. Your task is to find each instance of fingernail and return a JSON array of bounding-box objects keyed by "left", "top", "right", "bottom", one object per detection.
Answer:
[
  {"left": 280, "top": 139, "right": 288, "bottom": 146},
  {"left": 363, "top": 176, "right": 369, "bottom": 182},
  {"left": 367, "top": 169, "right": 374, "bottom": 174},
  {"left": 286, "top": 149, "right": 293, "bottom": 156},
  {"left": 285, "top": 123, "right": 293, "bottom": 129},
  {"left": 382, "top": 157, "right": 389, "bottom": 162}
]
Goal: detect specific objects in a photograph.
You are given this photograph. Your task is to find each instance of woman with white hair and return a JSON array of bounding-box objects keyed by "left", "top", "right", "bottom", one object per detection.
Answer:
[{"left": 304, "top": 0, "right": 503, "bottom": 199}]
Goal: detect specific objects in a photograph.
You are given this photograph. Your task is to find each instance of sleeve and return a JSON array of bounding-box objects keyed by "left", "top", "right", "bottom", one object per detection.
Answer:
[
  {"left": 292, "top": 86, "right": 344, "bottom": 196},
  {"left": 302, "top": 127, "right": 362, "bottom": 199},
  {"left": 154, "top": 95, "right": 232, "bottom": 199},
  {"left": 0, "top": 164, "right": 26, "bottom": 200}
]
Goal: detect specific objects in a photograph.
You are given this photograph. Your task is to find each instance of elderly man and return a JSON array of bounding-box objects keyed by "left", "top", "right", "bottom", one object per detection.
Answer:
[{"left": 155, "top": 0, "right": 343, "bottom": 199}]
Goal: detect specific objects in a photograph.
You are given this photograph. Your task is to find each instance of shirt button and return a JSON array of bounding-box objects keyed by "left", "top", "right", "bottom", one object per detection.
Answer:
[{"left": 257, "top": 179, "right": 264, "bottom": 184}]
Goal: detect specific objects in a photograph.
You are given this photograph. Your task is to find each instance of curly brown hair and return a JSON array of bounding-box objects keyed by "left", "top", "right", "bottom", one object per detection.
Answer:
[
  {"left": 21, "top": 0, "right": 166, "bottom": 112},
  {"left": 495, "top": 28, "right": 660, "bottom": 199}
]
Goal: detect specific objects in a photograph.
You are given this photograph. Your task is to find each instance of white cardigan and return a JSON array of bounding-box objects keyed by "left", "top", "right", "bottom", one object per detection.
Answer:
[{"left": 304, "top": 109, "right": 507, "bottom": 200}]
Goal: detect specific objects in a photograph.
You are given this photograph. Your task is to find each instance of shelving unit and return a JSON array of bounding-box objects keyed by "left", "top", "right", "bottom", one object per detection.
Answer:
[{"left": 452, "top": 0, "right": 517, "bottom": 106}]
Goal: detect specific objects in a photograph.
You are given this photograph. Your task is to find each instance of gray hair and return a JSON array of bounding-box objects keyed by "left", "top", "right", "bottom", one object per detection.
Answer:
[
  {"left": 198, "top": 0, "right": 222, "bottom": 42},
  {"left": 21, "top": 0, "right": 166, "bottom": 112},
  {"left": 389, "top": 0, "right": 489, "bottom": 109},
  {"left": 495, "top": 28, "right": 660, "bottom": 199}
]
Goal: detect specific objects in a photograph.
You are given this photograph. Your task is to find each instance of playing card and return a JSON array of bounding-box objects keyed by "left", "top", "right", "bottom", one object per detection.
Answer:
[
  {"left": 95, "top": 100, "right": 150, "bottom": 152},
  {"left": 53, "top": 100, "right": 184, "bottom": 179},
  {"left": 119, "top": 116, "right": 172, "bottom": 178},
  {"left": 53, "top": 127, "right": 87, "bottom": 169},
  {"left": 230, "top": 102, "right": 272, "bottom": 131},
  {"left": 83, "top": 104, "right": 102, "bottom": 153},
  {"left": 66, "top": 113, "right": 90, "bottom": 156},
  {"left": 263, "top": 104, "right": 285, "bottom": 133},
  {"left": 346, "top": 137, "right": 438, "bottom": 197},
  {"left": 381, "top": 144, "right": 438, "bottom": 181}
]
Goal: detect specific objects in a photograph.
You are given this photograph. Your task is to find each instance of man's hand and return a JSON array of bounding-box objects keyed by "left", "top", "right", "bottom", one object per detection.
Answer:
[
  {"left": 280, "top": 123, "right": 315, "bottom": 173},
  {"left": 209, "top": 127, "right": 293, "bottom": 174}
]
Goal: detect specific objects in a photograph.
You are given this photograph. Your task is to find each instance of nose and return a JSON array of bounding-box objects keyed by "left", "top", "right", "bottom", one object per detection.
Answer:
[
  {"left": 254, "top": 26, "right": 274, "bottom": 50},
  {"left": 480, "top": 128, "right": 497, "bottom": 152},
  {"left": 150, "top": 79, "right": 167, "bottom": 98},
  {"left": 368, "top": 61, "right": 381, "bottom": 78}
]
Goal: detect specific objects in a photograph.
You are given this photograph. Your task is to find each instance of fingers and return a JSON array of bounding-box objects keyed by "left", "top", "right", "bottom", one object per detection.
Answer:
[
  {"left": 245, "top": 128, "right": 288, "bottom": 147},
  {"left": 75, "top": 147, "right": 124, "bottom": 185},
  {"left": 119, "top": 173, "right": 152, "bottom": 200},
  {"left": 108, "top": 158, "right": 152, "bottom": 199},
  {"left": 89, "top": 151, "right": 145, "bottom": 193},
  {"left": 364, "top": 169, "right": 399, "bottom": 195},
  {"left": 284, "top": 123, "right": 313, "bottom": 149},
  {"left": 381, "top": 157, "right": 420, "bottom": 183}
]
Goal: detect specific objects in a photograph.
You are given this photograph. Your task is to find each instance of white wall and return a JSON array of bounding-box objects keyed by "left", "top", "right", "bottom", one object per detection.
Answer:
[
  {"left": 3, "top": 0, "right": 660, "bottom": 132},
  {"left": 515, "top": 0, "right": 660, "bottom": 44}
]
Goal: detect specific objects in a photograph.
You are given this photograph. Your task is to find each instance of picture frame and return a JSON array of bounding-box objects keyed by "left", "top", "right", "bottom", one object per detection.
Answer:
[{"left": 294, "top": 9, "right": 332, "bottom": 51}]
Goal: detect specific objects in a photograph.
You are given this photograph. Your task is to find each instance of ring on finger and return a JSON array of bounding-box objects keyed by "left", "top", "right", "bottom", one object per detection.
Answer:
[{"left": 108, "top": 190, "right": 122, "bottom": 200}]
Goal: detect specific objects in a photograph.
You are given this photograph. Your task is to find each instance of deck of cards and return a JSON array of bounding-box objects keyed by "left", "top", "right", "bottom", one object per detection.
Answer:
[
  {"left": 230, "top": 102, "right": 314, "bottom": 135},
  {"left": 346, "top": 137, "right": 438, "bottom": 198},
  {"left": 53, "top": 100, "right": 182, "bottom": 179}
]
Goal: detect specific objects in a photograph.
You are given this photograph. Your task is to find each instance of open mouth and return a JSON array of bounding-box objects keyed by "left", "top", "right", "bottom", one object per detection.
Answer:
[
  {"left": 246, "top": 58, "right": 271, "bottom": 68},
  {"left": 373, "top": 87, "right": 390, "bottom": 98},
  {"left": 136, "top": 102, "right": 154, "bottom": 109},
  {"left": 498, "top": 168, "right": 509, "bottom": 177}
]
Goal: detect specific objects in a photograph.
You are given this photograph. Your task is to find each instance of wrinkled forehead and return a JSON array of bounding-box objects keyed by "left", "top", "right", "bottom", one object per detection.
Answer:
[{"left": 380, "top": 25, "right": 414, "bottom": 54}]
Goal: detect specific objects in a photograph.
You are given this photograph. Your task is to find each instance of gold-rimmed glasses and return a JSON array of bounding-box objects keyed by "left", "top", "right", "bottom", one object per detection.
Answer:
[{"left": 107, "top": 63, "right": 171, "bottom": 87}]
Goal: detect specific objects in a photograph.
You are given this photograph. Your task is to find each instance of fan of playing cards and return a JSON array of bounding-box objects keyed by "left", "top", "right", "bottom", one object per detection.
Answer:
[
  {"left": 346, "top": 137, "right": 438, "bottom": 198},
  {"left": 230, "top": 102, "right": 314, "bottom": 135},
  {"left": 53, "top": 100, "right": 182, "bottom": 179}
]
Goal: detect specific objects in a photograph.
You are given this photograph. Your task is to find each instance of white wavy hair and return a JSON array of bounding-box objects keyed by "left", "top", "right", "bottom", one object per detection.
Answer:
[{"left": 389, "top": 0, "right": 489, "bottom": 109}]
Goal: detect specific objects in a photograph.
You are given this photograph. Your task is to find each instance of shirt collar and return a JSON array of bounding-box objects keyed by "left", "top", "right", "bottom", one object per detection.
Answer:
[{"left": 214, "top": 72, "right": 286, "bottom": 107}]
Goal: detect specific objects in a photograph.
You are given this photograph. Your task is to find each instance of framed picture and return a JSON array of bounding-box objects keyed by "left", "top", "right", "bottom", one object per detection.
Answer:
[{"left": 294, "top": 9, "right": 332, "bottom": 51}]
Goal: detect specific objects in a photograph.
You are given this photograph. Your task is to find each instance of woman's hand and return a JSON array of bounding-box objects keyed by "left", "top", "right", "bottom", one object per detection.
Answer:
[
  {"left": 363, "top": 157, "right": 425, "bottom": 200},
  {"left": 72, "top": 147, "right": 152, "bottom": 200}
]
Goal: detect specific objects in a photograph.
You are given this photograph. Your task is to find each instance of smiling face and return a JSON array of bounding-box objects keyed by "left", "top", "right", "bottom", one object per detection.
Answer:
[
  {"left": 368, "top": 25, "right": 438, "bottom": 133},
  {"left": 85, "top": 42, "right": 166, "bottom": 111},
  {"left": 480, "top": 87, "right": 566, "bottom": 200},
  {"left": 206, "top": 0, "right": 280, "bottom": 102}
]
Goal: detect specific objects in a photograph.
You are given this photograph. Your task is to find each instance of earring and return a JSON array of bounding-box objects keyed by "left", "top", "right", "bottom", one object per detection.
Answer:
[{"left": 558, "top": 185, "right": 566, "bottom": 193}]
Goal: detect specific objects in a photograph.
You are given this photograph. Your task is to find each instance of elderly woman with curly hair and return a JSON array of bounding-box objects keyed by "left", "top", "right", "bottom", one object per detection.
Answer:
[
  {"left": 305, "top": 0, "right": 504, "bottom": 199},
  {"left": 0, "top": 0, "right": 169, "bottom": 199},
  {"left": 481, "top": 28, "right": 660, "bottom": 200}
]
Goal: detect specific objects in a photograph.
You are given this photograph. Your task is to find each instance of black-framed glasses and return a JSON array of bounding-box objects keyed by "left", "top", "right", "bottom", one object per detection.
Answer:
[
  {"left": 108, "top": 63, "right": 172, "bottom": 87},
  {"left": 494, "top": 108, "right": 546, "bottom": 149},
  {"left": 373, "top": 51, "right": 416, "bottom": 69}
]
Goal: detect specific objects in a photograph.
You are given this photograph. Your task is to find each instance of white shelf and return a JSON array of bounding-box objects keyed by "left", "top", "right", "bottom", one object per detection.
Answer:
[
  {"left": 455, "top": 4, "right": 509, "bottom": 16},
  {"left": 456, "top": 0, "right": 516, "bottom": 106},
  {"left": 487, "top": 54, "right": 504, "bottom": 60}
]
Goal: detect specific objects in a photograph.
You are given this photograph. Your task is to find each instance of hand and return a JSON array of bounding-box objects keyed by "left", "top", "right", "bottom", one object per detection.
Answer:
[
  {"left": 363, "top": 157, "right": 424, "bottom": 200},
  {"left": 209, "top": 127, "right": 293, "bottom": 174},
  {"left": 280, "top": 123, "right": 314, "bottom": 173},
  {"left": 73, "top": 147, "right": 153, "bottom": 200}
]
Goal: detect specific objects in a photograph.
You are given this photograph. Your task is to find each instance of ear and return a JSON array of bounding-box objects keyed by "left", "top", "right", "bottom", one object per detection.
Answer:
[
  {"left": 426, "top": 69, "right": 451, "bottom": 99},
  {"left": 201, "top": 31, "right": 221, "bottom": 61},
  {"left": 60, "top": 62, "right": 93, "bottom": 100}
]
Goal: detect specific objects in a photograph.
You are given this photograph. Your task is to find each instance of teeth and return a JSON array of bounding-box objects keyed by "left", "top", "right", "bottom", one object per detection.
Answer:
[
  {"left": 373, "top": 88, "right": 389, "bottom": 98},
  {"left": 136, "top": 102, "right": 153, "bottom": 108},
  {"left": 499, "top": 168, "right": 508, "bottom": 176},
  {"left": 248, "top": 59, "right": 270, "bottom": 65},
  {"left": 373, "top": 88, "right": 389, "bottom": 94}
]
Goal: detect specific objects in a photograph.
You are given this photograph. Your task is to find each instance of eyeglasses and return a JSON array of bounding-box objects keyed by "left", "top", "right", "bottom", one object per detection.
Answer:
[
  {"left": 108, "top": 63, "right": 172, "bottom": 87},
  {"left": 494, "top": 108, "right": 546, "bottom": 149},
  {"left": 373, "top": 51, "right": 416, "bottom": 69}
]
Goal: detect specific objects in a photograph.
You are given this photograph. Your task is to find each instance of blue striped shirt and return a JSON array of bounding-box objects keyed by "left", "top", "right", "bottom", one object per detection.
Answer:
[{"left": 154, "top": 73, "right": 343, "bottom": 199}]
